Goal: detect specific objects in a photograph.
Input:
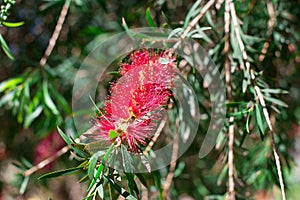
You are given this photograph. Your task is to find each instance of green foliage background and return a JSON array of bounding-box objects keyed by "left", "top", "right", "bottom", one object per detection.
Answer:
[{"left": 0, "top": 0, "right": 299, "bottom": 199}]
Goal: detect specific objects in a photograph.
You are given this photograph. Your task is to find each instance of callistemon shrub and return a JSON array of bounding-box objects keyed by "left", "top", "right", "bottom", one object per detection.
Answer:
[{"left": 95, "top": 49, "right": 176, "bottom": 153}]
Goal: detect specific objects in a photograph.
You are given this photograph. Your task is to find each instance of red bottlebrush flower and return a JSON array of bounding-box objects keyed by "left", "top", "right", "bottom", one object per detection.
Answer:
[{"left": 94, "top": 49, "right": 176, "bottom": 153}]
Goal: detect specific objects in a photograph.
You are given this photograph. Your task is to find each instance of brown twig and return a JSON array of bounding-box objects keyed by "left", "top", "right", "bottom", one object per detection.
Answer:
[
  {"left": 39, "top": 0, "right": 71, "bottom": 67},
  {"left": 162, "top": 126, "right": 179, "bottom": 199},
  {"left": 224, "top": 0, "right": 235, "bottom": 199},
  {"left": 227, "top": 117, "right": 235, "bottom": 200},
  {"left": 229, "top": 1, "right": 250, "bottom": 72},
  {"left": 143, "top": 117, "right": 166, "bottom": 156},
  {"left": 254, "top": 85, "right": 286, "bottom": 200},
  {"left": 259, "top": 0, "right": 276, "bottom": 62},
  {"left": 23, "top": 146, "right": 69, "bottom": 177},
  {"left": 224, "top": 0, "right": 231, "bottom": 97}
]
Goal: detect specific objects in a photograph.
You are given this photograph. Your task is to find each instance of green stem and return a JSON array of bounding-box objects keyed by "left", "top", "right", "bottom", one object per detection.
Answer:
[{"left": 88, "top": 142, "right": 115, "bottom": 191}]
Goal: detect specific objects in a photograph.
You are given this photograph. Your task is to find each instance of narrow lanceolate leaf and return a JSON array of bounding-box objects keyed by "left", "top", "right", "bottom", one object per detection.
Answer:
[
  {"left": 57, "top": 126, "right": 73, "bottom": 145},
  {"left": 0, "top": 34, "right": 14, "bottom": 60},
  {"left": 88, "top": 151, "right": 105, "bottom": 180},
  {"left": 125, "top": 173, "right": 140, "bottom": 198},
  {"left": 88, "top": 143, "right": 115, "bottom": 191},
  {"left": 0, "top": 76, "right": 24, "bottom": 92},
  {"left": 261, "top": 88, "right": 289, "bottom": 94},
  {"left": 106, "top": 176, "right": 137, "bottom": 200},
  {"left": 121, "top": 145, "right": 134, "bottom": 173},
  {"left": 49, "top": 84, "right": 71, "bottom": 114},
  {"left": 263, "top": 96, "right": 288, "bottom": 108},
  {"left": 19, "top": 176, "right": 29, "bottom": 194},
  {"left": 183, "top": 0, "right": 202, "bottom": 28},
  {"left": 146, "top": 8, "right": 155, "bottom": 27},
  {"left": 2, "top": 21, "right": 25, "bottom": 27},
  {"left": 0, "top": 91, "right": 14, "bottom": 107},
  {"left": 24, "top": 105, "right": 43, "bottom": 128},
  {"left": 255, "top": 104, "right": 265, "bottom": 138},
  {"left": 42, "top": 80, "right": 60, "bottom": 115},
  {"left": 38, "top": 166, "right": 83, "bottom": 179}
]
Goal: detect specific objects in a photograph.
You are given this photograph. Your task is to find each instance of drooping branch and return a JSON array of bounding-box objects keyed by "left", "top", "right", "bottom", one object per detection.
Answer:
[
  {"left": 39, "top": 0, "right": 71, "bottom": 67},
  {"left": 254, "top": 86, "right": 286, "bottom": 200},
  {"left": 23, "top": 146, "right": 69, "bottom": 177},
  {"left": 224, "top": 0, "right": 235, "bottom": 199},
  {"left": 259, "top": 0, "right": 276, "bottom": 62}
]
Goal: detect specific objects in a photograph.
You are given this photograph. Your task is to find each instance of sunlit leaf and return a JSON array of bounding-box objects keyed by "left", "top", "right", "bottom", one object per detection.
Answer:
[
  {"left": 24, "top": 105, "right": 43, "bottom": 128},
  {"left": 42, "top": 80, "right": 60, "bottom": 115},
  {"left": 0, "top": 34, "right": 14, "bottom": 60},
  {"left": 109, "top": 130, "right": 118, "bottom": 139},
  {"left": 19, "top": 176, "right": 29, "bottom": 194},
  {"left": 2, "top": 21, "right": 24, "bottom": 27},
  {"left": 146, "top": 8, "right": 155, "bottom": 27},
  {"left": 261, "top": 88, "right": 288, "bottom": 94},
  {"left": 0, "top": 77, "right": 24, "bottom": 92},
  {"left": 0, "top": 91, "right": 14, "bottom": 107}
]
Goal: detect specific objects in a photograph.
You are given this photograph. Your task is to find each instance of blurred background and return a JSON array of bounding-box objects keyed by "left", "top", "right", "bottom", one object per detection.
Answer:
[{"left": 0, "top": 0, "right": 299, "bottom": 199}]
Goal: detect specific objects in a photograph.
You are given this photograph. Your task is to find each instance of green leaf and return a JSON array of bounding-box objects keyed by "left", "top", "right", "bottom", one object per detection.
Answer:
[
  {"left": 0, "top": 76, "right": 24, "bottom": 92},
  {"left": 24, "top": 105, "right": 43, "bottom": 128},
  {"left": 57, "top": 126, "right": 73, "bottom": 145},
  {"left": 20, "top": 157, "right": 33, "bottom": 169},
  {"left": 109, "top": 130, "right": 118, "bottom": 139},
  {"left": 49, "top": 84, "right": 71, "bottom": 114},
  {"left": 146, "top": 7, "right": 155, "bottom": 27},
  {"left": 255, "top": 104, "right": 265, "bottom": 138},
  {"left": 153, "top": 171, "right": 163, "bottom": 200},
  {"left": 2, "top": 21, "right": 24, "bottom": 27},
  {"left": 42, "top": 80, "right": 60, "bottom": 115},
  {"left": 263, "top": 96, "right": 288, "bottom": 108},
  {"left": 88, "top": 151, "right": 105, "bottom": 180},
  {"left": 27, "top": 93, "right": 41, "bottom": 114},
  {"left": 125, "top": 173, "right": 140, "bottom": 197},
  {"left": 121, "top": 145, "right": 134, "bottom": 173},
  {"left": 38, "top": 166, "right": 83, "bottom": 179},
  {"left": 168, "top": 28, "right": 183, "bottom": 39},
  {"left": 88, "top": 143, "right": 115, "bottom": 191},
  {"left": 19, "top": 176, "right": 29, "bottom": 194},
  {"left": 174, "top": 162, "right": 185, "bottom": 178},
  {"left": 217, "top": 164, "right": 228, "bottom": 185},
  {"left": 0, "top": 91, "right": 14, "bottom": 107},
  {"left": 245, "top": 110, "right": 252, "bottom": 133},
  {"left": 17, "top": 88, "right": 27, "bottom": 124},
  {"left": 261, "top": 88, "right": 288, "bottom": 94},
  {"left": 106, "top": 176, "right": 137, "bottom": 200},
  {"left": 0, "top": 34, "right": 14, "bottom": 60},
  {"left": 183, "top": 0, "right": 202, "bottom": 29},
  {"left": 97, "top": 184, "right": 104, "bottom": 199}
]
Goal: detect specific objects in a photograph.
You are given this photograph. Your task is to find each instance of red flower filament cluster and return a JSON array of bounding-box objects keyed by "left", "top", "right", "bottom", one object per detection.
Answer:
[{"left": 96, "top": 49, "right": 176, "bottom": 153}]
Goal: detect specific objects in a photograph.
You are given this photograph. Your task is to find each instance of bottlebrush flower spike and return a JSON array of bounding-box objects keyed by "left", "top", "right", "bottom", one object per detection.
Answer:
[{"left": 95, "top": 49, "right": 176, "bottom": 153}]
